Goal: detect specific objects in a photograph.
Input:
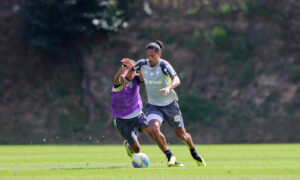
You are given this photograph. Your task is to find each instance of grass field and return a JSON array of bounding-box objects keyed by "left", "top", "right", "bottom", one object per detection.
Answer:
[{"left": 0, "top": 144, "right": 299, "bottom": 179}]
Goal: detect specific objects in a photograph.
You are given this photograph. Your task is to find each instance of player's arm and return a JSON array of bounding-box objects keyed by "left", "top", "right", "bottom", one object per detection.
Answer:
[
  {"left": 137, "top": 70, "right": 144, "bottom": 83},
  {"left": 120, "top": 59, "right": 145, "bottom": 89},
  {"left": 120, "top": 67, "right": 134, "bottom": 89},
  {"left": 160, "top": 76, "right": 180, "bottom": 95},
  {"left": 113, "top": 66, "right": 126, "bottom": 86},
  {"left": 159, "top": 61, "right": 180, "bottom": 95}
]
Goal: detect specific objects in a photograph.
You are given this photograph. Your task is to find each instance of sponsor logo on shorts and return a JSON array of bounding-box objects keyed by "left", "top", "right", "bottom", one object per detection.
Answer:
[{"left": 174, "top": 115, "right": 181, "bottom": 122}]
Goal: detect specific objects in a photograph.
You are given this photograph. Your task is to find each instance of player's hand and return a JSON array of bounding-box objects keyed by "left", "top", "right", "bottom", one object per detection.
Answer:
[
  {"left": 121, "top": 58, "right": 134, "bottom": 69},
  {"left": 159, "top": 86, "right": 171, "bottom": 96},
  {"left": 119, "top": 65, "right": 126, "bottom": 74}
]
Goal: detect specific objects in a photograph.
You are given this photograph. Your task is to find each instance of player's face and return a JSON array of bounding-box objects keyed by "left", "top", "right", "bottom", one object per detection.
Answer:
[
  {"left": 122, "top": 64, "right": 135, "bottom": 82},
  {"left": 147, "top": 49, "right": 161, "bottom": 67},
  {"left": 125, "top": 71, "right": 135, "bottom": 82}
]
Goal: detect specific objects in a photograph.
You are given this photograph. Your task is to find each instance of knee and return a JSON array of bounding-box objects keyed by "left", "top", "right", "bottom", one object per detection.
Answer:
[
  {"left": 148, "top": 120, "right": 161, "bottom": 138},
  {"left": 151, "top": 126, "right": 161, "bottom": 136},
  {"left": 178, "top": 132, "right": 190, "bottom": 141},
  {"left": 149, "top": 122, "right": 160, "bottom": 133}
]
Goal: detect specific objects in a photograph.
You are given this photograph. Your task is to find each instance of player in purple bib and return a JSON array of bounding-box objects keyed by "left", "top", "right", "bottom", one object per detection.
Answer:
[{"left": 111, "top": 58, "right": 151, "bottom": 158}]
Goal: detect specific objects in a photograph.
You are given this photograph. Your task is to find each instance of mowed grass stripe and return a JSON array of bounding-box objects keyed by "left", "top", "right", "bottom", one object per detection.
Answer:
[{"left": 0, "top": 144, "right": 299, "bottom": 179}]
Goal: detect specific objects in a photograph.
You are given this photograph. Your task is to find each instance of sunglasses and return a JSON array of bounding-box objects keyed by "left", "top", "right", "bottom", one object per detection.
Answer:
[{"left": 122, "top": 64, "right": 127, "bottom": 68}]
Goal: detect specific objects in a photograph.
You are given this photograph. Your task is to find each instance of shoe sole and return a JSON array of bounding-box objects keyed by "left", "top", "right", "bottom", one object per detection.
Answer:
[{"left": 195, "top": 159, "right": 206, "bottom": 167}]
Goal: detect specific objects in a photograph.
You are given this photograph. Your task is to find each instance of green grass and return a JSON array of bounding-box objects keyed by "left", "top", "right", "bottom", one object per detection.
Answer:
[{"left": 0, "top": 144, "right": 299, "bottom": 179}]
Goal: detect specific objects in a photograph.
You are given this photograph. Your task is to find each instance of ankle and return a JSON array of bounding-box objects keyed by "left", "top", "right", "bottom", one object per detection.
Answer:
[
  {"left": 164, "top": 149, "right": 174, "bottom": 161},
  {"left": 190, "top": 147, "right": 196, "bottom": 153}
]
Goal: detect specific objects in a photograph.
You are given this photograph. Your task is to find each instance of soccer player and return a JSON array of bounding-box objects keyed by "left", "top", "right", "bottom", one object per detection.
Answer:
[
  {"left": 113, "top": 58, "right": 182, "bottom": 167},
  {"left": 111, "top": 58, "right": 151, "bottom": 158},
  {"left": 120, "top": 41, "right": 206, "bottom": 167}
]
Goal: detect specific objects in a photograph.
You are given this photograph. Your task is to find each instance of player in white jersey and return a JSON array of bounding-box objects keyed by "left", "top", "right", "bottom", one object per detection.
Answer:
[{"left": 121, "top": 40, "right": 206, "bottom": 167}]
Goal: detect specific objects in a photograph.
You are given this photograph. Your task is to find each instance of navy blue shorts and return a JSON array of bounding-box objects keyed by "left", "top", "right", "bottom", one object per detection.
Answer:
[
  {"left": 146, "top": 101, "right": 184, "bottom": 129},
  {"left": 114, "top": 113, "right": 148, "bottom": 145}
]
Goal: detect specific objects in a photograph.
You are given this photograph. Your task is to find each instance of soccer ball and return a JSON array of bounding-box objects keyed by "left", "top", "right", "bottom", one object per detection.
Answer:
[{"left": 132, "top": 153, "right": 149, "bottom": 168}]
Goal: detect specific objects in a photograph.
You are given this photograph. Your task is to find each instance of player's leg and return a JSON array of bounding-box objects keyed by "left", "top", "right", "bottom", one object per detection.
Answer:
[
  {"left": 133, "top": 112, "right": 152, "bottom": 139},
  {"left": 140, "top": 120, "right": 172, "bottom": 156},
  {"left": 124, "top": 139, "right": 140, "bottom": 154},
  {"left": 123, "top": 129, "right": 141, "bottom": 157},
  {"left": 140, "top": 118, "right": 177, "bottom": 165},
  {"left": 145, "top": 103, "right": 181, "bottom": 167},
  {"left": 148, "top": 118, "right": 168, "bottom": 151},
  {"left": 174, "top": 128, "right": 206, "bottom": 166},
  {"left": 115, "top": 118, "right": 140, "bottom": 158},
  {"left": 128, "top": 112, "right": 152, "bottom": 154},
  {"left": 174, "top": 127, "right": 194, "bottom": 148},
  {"left": 163, "top": 101, "right": 206, "bottom": 167},
  {"left": 148, "top": 118, "right": 180, "bottom": 167}
]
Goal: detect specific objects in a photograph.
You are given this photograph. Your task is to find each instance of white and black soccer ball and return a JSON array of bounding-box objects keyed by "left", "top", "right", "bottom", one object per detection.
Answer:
[{"left": 132, "top": 153, "right": 149, "bottom": 168}]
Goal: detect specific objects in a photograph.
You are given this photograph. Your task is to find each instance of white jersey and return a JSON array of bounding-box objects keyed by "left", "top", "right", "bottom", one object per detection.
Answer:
[{"left": 133, "top": 58, "right": 178, "bottom": 106}]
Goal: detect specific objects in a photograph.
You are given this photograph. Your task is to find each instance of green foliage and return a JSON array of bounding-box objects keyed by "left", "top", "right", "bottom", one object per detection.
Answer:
[
  {"left": 94, "top": 56, "right": 102, "bottom": 70},
  {"left": 284, "top": 101, "right": 300, "bottom": 114},
  {"left": 138, "top": 26, "right": 160, "bottom": 40},
  {"left": 256, "top": 92, "right": 279, "bottom": 118},
  {"left": 178, "top": 26, "right": 254, "bottom": 71},
  {"left": 290, "top": 67, "right": 300, "bottom": 82},
  {"left": 230, "top": 40, "right": 252, "bottom": 63},
  {"left": 0, "top": 70, "right": 5, "bottom": 97},
  {"left": 205, "top": 26, "right": 230, "bottom": 48},
  {"left": 238, "top": 62, "right": 256, "bottom": 87},
  {"left": 57, "top": 114, "right": 73, "bottom": 136},
  {"left": 226, "top": 104, "right": 253, "bottom": 128},
  {"left": 239, "top": 1, "right": 248, "bottom": 13},
  {"left": 162, "top": 49, "right": 173, "bottom": 60},
  {"left": 177, "top": 30, "right": 205, "bottom": 53},
  {"left": 208, "top": 3, "right": 238, "bottom": 17},
  {"left": 244, "top": 0, "right": 274, "bottom": 17},
  {"left": 220, "top": 3, "right": 233, "bottom": 16},
  {"left": 20, "top": 0, "right": 131, "bottom": 50},
  {"left": 46, "top": 97, "right": 87, "bottom": 137},
  {"left": 187, "top": 7, "right": 199, "bottom": 15},
  {"left": 138, "top": 26, "right": 175, "bottom": 44},
  {"left": 180, "top": 94, "right": 224, "bottom": 125}
]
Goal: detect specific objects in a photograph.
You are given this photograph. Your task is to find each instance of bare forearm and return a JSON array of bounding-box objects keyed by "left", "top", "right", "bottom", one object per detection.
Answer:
[
  {"left": 120, "top": 68, "right": 134, "bottom": 89},
  {"left": 120, "top": 68, "right": 130, "bottom": 79},
  {"left": 113, "top": 70, "right": 122, "bottom": 85},
  {"left": 160, "top": 76, "right": 180, "bottom": 95},
  {"left": 167, "top": 76, "right": 180, "bottom": 90}
]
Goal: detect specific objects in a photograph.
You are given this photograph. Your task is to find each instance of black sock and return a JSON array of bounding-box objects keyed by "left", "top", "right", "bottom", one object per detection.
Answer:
[
  {"left": 190, "top": 148, "right": 199, "bottom": 157},
  {"left": 190, "top": 147, "right": 196, "bottom": 154},
  {"left": 164, "top": 149, "right": 173, "bottom": 161},
  {"left": 190, "top": 148, "right": 203, "bottom": 162}
]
